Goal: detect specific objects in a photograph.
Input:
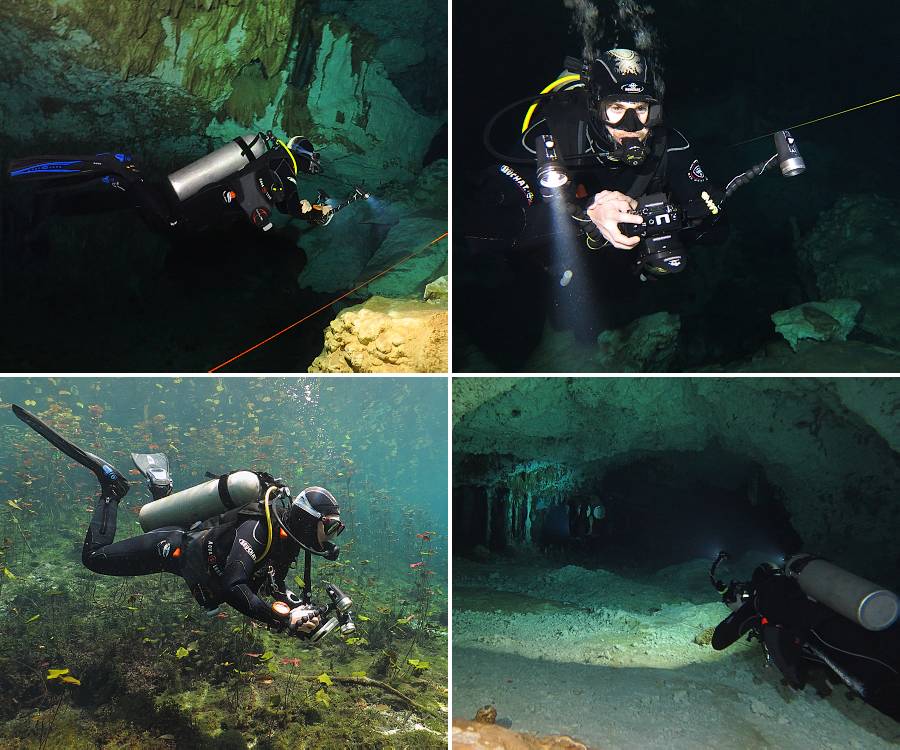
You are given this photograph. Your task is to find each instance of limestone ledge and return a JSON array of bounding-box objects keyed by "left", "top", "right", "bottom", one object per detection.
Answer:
[
  {"left": 309, "top": 296, "right": 447, "bottom": 373},
  {"left": 452, "top": 719, "right": 589, "bottom": 750}
]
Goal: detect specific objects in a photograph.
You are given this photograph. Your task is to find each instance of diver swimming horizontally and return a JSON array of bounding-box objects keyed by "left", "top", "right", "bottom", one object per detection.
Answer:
[
  {"left": 709, "top": 551, "right": 900, "bottom": 722},
  {"left": 12, "top": 405, "right": 357, "bottom": 641},
  {"left": 8, "top": 131, "right": 369, "bottom": 234}
]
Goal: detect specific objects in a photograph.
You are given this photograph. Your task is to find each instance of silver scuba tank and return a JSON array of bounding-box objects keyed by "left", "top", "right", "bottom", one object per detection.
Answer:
[
  {"left": 785, "top": 554, "right": 900, "bottom": 631},
  {"left": 166, "top": 134, "right": 268, "bottom": 202},
  {"left": 139, "top": 470, "right": 261, "bottom": 532}
]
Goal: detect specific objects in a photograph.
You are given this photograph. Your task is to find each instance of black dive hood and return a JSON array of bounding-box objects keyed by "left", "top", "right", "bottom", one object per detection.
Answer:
[{"left": 271, "top": 486, "right": 341, "bottom": 561}]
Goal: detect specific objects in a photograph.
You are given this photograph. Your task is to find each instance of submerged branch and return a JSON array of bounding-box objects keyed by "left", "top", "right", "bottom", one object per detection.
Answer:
[{"left": 310, "top": 675, "right": 440, "bottom": 718}]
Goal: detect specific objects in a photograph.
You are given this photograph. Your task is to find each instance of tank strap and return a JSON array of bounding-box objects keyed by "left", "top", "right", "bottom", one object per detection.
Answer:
[
  {"left": 233, "top": 135, "right": 261, "bottom": 163},
  {"left": 217, "top": 473, "right": 238, "bottom": 509}
]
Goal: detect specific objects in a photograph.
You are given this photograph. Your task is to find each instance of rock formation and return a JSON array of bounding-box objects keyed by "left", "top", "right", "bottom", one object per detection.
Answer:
[{"left": 309, "top": 296, "right": 447, "bottom": 372}]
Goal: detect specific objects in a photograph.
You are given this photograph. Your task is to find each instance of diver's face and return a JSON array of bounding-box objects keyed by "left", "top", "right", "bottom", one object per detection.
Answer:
[
  {"left": 316, "top": 515, "right": 343, "bottom": 546},
  {"left": 604, "top": 101, "right": 650, "bottom": 143}
]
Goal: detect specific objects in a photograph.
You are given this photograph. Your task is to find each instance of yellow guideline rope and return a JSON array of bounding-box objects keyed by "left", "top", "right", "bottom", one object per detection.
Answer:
[
  {"left": 731, "top": 93, "right": 900, "bottom": 147},
  {"left": 522, "top": 74, "right": 582, "bottom": 133},
  {"left": 257, "top": 485, "right": 278, "bottom": 565}
]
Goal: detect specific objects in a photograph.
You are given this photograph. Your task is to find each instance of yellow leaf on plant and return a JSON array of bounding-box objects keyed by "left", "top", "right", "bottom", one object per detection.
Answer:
[
  {"left": 317, "top": 672, "right": 333, "bottom": 686},
  {"left": 315, "top": 688, "right": 330, "bottom": 707},
  {"left": 357, "top": 614, "right": 370, "bottom": 621},
  {"left": 60, "top": 676, "right": 81, "bottom": 685},
  {"left": 7, "top": 500, "right": 22, "bottom": 510},
  {"left": 2, "top": 567, "right": 16, "bottom": 579},
  {"left": 350, "top": 671, "right": 366, "bottom": 679},
  {"left": 26, "top": 614, "right": 40, "bottom": 623},
  {"left": 47, "top": 668, "right": 70, "bottom": 680}
]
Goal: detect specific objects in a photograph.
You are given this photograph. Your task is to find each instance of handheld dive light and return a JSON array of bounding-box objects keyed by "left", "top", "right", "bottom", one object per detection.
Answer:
[
  {"left": 535, "top": 134, "right": 569, "bottom": 197},
  {"left": 774, "top": 130, "right": 806, "bottom": 177}
]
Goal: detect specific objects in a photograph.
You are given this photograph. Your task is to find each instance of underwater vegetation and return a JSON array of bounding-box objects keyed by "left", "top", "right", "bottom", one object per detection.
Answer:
[{"left": 0, "top": 377, "right": 448, "bottom": 749}]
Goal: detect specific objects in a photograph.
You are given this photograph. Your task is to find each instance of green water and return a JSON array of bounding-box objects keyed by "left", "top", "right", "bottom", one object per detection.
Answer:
[{"left": 0, "top": 377, "right": 448, "bottom": 749}]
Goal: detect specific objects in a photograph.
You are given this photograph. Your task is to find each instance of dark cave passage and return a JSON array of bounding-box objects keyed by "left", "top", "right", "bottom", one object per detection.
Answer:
[{"left": 454, "top": 448, "right": 803, "bottom": 572}]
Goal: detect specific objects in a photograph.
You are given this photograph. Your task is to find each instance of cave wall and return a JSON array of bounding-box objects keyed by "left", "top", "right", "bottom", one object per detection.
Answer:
[
  {"left": 0, "top": 0, "right": 444, "bottom": 187},
  {"left": 453, "top": 378, "right": 900, "bottom": 578},
  {"left": 0, "top": 0, "right": 448, "bottom": 370}
]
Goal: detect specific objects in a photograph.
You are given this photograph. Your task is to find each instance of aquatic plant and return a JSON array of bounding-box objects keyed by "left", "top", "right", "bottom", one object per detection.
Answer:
[{"left": 0, "top": 377, "right": 448, "bottom": 748}]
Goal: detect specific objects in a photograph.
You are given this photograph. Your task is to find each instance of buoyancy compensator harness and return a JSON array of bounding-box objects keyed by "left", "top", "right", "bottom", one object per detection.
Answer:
[
  {"left": 483, "top": 55, "right": 669, "bottom": 250},
  {"left": 139, "top": 469, "right": 300, "bottom": 607}
]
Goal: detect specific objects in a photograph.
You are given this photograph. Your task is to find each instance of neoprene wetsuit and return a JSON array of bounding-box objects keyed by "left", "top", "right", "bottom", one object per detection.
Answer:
[{"left": 82, "top": 482, "right": 301, "bottom": 628}]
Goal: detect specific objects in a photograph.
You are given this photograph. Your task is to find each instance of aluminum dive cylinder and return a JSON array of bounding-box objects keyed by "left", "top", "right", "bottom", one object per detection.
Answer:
[
  {"left": 167, "top": 134, "right": 268, "bottom": 202},
  {"left": 139, "top": 471, "right": 261, "bottom": 532},
  {"left": 786, "top": 554, "right": 900, "bottom": 631}
]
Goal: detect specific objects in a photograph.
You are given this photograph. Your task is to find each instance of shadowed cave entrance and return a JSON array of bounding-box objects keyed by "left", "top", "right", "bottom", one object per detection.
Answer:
[{"left": 455, "top": 447, "right": 803, "bottom": 571}]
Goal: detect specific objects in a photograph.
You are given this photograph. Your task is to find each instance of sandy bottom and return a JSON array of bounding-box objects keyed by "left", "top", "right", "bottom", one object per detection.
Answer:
[{"left": 453, "top": 557, "right": 900, "bottom": 750}]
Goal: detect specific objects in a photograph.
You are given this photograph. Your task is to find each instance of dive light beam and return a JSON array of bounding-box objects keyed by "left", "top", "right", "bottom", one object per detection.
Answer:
[{"left": 208, "top": 232, "right": 449, "bottom": 373}]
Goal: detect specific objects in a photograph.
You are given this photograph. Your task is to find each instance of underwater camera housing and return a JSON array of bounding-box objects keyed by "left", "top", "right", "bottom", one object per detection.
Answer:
[
  {"left": 309, "top": 581, "right": 357, "bottom": 641},
  {"left": 618, "top": 193, "right": 687, "bottom": 275}
]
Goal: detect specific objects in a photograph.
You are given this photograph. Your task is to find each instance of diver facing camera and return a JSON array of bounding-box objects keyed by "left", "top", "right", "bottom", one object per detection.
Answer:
[
  {"left": 12, "top": 404, "right": 355, "bottom": 641},
  {"left": 8, "top": 131, "right": 369, "bottom": 234},
  {"left": 481, "top": 49, "right": 805, "bottom": 281}
]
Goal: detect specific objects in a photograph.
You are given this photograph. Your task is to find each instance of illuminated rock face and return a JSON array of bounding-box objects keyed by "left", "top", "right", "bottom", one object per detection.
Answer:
[
  {"left": 0, "top": 1, "right": 442, "bottom": 186},
  {"left": 771, "top": 299, "right": 861, "bottom": 351},
  {"left": 453, "top": 378, "right": 900, "bottom": 579},
  {"left": 309, "top": 296, "right": 447, "bottom": 373}
]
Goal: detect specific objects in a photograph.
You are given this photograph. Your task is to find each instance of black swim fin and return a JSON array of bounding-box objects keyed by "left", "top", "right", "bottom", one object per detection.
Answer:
[
  {"left": 131, "top": 452, "right": 173, "bottom": 500},
  {"left": 12, "top": 404, "right": 130, "bottom": 500},
  {"left": 7, "top": 153, "right": 139, "bottom": 190}
]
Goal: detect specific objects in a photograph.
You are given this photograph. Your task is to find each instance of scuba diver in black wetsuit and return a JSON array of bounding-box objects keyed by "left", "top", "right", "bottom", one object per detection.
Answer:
[
  {"left": 709, "top": 551, "right": 900, "bottom": 722},
  {"left": 8, "top": 132, "right": 369, "bottom": 234},
  {"left": 473, "top": 48, "right": 730, "bottom": 284},
  {"left": 13, "top": 405, "right": 357, "bottom": 641}
]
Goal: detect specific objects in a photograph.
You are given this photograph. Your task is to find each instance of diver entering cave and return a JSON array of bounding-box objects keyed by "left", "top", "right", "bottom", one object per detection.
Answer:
[{"left": 8, "top": 131, "right": 371, "bottom": 234}]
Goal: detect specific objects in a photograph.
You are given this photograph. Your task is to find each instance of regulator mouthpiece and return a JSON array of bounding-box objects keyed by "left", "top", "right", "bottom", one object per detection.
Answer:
[
  {"left": 774, "top": 130, "right": 806, "bottom": 177},
  {"left": 535, "top": 134, "right": 568, "bottom": 195}
]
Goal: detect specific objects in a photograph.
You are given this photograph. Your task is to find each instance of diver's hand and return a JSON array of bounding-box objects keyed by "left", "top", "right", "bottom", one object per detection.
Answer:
[
  {"left": 287, "top": 605, "right": 321, "bottom": 635},
  {"left": 299, "top": 199, "right": 313, "bottom": 214},
  {"left": 315, "top": 204, "right": 333, "bottom": 216},
  {"left": 587, "top": 191, "right": 643, "bottom": 249}
]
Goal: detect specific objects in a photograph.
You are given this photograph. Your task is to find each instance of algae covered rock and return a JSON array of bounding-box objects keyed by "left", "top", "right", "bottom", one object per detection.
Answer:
[
  {"left": 309, "top": 296, "right": 447, "bottom": 372},
  {"left": 424, "top": 275, "right": 448, "bottom": 303},
  {"left": 297, "top": 159, "right": 447, "bottom": 295},
  {"left": 595, "top": 311, "right": 681, "bottom": 372},
  {"left": 771, "top": 298, "right": 861, "bottom": 352},
  {"left": 359, "top": 218, "right": 449, "bottom": 299}
]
